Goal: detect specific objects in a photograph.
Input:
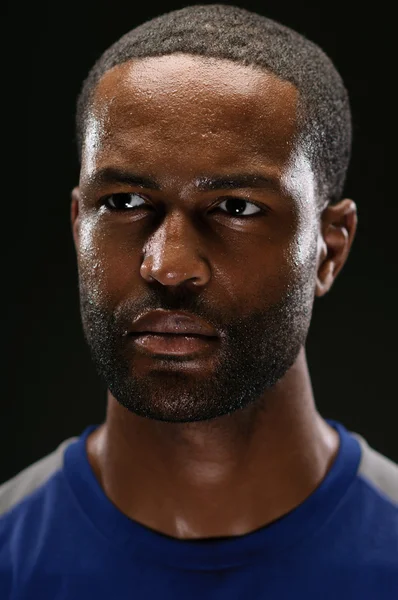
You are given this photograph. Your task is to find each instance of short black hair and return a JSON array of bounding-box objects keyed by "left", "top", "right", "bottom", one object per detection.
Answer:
[{"left": 76, "top": 4, "right": 352, "bottom": 208}]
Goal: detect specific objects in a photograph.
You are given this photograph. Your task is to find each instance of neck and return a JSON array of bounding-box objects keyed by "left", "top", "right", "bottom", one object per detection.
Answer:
[{"left": 86, "top": 347, "right": 339, "bottom": 539}]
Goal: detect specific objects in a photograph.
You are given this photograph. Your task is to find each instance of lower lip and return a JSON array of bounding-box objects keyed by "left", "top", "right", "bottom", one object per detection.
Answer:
[{"left": 130, "top": 333, "right": 219, "bottom": 356}]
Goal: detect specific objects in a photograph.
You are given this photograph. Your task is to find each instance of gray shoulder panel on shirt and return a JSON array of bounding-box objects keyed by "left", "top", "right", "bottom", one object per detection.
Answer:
[
  {"left": 350, "top": 431, "right": 398, "bottom": 505},
  {"left": 0, "top": 436, "right": 78, "bottom": 517},
  {"left": 1, "top": 428, "right": 397, "bottom": 518}
]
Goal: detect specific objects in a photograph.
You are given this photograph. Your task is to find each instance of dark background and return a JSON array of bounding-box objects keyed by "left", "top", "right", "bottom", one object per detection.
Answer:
[{"left": 2, "top": 1, "right": 397, "bottom": 484}]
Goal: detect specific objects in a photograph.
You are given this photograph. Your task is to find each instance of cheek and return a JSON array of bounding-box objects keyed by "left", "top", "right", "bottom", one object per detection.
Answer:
[
  {"left": 242, "top": 220, "right": 317, "bottom": 312},
  {"left": 77, "top": 218, "right": 138, "bottom": 307},
  {"left": 284, "top": 228, "right": 318, "bottom": 272},
  {"left": 216, "top": 241, "right": 301, "bottom": 317},
  {"left": 281, "top": 217, "right": 319, "bottom": 299}
]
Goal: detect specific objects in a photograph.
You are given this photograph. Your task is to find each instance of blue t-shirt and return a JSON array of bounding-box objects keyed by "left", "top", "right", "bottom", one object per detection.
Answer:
[{"left": 1, "top": 419, "right": 397, "bottom": 599}]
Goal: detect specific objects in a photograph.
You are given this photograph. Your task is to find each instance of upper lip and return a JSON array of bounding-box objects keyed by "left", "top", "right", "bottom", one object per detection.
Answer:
[{"left": 130, "top": 310, "right": 219, "bottom": 337}]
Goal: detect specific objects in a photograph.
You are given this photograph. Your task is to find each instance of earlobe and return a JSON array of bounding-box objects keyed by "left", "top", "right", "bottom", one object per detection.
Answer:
[
  {"left": 71, "top": 187, "right": 81, "bottom": 249},
  {"left": 315, "top": 199, "right": 357, "bottom": 297}
]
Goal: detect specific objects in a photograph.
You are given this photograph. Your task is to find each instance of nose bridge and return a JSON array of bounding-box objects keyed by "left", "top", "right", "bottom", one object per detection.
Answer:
[{"left": 140, "top": 209, "right": 211, "bottom": 288}]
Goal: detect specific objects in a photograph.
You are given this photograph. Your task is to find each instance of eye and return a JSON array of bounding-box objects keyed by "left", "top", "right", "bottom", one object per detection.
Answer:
[
  {"left": 104, "top": 193, "right": 148, "bottom": 210},
  {"left": 216, "top": 197, "right": 263, "bottom": 217}
]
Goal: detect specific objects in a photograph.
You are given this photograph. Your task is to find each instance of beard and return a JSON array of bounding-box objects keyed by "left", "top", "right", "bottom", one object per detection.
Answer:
[{"left": 79, "top": 258, "right": 316, "bottom": 424}]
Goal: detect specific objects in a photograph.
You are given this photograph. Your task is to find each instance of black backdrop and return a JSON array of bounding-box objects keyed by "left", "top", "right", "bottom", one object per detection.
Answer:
[{"left": 2, "top": 1, "right": 397, "bottom": 484}]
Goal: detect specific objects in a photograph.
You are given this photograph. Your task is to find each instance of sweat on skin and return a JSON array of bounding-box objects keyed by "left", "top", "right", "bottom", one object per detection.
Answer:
[{"left": 70, "top": 54, "right": 357, "bottom": 540}]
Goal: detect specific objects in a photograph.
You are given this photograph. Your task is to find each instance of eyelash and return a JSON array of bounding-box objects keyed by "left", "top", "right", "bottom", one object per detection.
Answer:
[{"left": 101, "top": 192, "right": 267, "bottom": 218}]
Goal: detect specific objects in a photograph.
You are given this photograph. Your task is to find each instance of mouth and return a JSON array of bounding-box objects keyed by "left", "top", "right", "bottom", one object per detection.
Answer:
[
  {"left": 129, "top": 332, "right": 220, "bottom": 357},
  {"left": 130, "top": 332, "right": 215, "bottom": 338}
]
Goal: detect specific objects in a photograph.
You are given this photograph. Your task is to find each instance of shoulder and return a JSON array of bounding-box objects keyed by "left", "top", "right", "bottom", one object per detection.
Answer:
[
  {"left": 351, "top": 431, "right": 398, "bottom": 506},
  {"left": 0, "top": 435, "right": 78, "bottom": 518}
]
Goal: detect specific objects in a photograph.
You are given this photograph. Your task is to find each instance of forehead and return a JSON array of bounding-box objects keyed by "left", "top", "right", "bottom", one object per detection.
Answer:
[{"left": 83, "top": 54, "right": 300, "bottom": 179}]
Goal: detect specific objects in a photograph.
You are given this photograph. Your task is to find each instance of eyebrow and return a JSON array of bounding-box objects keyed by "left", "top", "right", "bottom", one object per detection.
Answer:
[{"left": 87, "top": 167, "right": 280, "bottom": 193}]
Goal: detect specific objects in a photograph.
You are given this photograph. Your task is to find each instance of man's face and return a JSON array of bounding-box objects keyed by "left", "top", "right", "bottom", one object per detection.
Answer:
[{"left": 72, "top": 54, "right": 320, "bottom": 423}]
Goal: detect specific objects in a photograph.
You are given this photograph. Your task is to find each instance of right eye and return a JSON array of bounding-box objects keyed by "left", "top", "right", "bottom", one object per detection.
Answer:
[{"left": 104, "top": 193, "right": 148, "bottom": 211}]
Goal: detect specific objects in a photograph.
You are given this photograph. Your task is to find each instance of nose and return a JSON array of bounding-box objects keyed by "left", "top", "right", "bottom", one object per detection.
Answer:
[{"left": 140, "top": 211, "right": 211, "bottom": 288}]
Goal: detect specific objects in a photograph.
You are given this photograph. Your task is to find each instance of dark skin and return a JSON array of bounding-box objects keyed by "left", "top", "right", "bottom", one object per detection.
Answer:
[{"left": 71, "top": 54, "right": 357, "bottom": 540}]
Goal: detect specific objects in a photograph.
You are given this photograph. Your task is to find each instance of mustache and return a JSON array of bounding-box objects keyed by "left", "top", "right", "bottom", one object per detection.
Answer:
[
  {"left": 82, "top": 284, "right": 224, "bottom": 334},
  {"left": 117, "top": 287, "right": 206, "bottom": 319}
]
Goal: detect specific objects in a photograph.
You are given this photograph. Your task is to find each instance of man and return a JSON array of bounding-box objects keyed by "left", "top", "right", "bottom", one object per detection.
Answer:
[{"left": 1, "top": 4, "right": 397, "bottom": 599}]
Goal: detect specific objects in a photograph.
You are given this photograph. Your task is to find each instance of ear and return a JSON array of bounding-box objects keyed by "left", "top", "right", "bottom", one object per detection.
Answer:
[
  {"left": 71, "top": 187, "right": 81, "bottom": 251},
  {"left": 315, "top": 198, "right": 357, "bottom": 297}
]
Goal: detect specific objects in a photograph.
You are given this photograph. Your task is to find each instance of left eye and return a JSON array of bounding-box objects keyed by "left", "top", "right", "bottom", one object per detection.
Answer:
[{"left": 216, "top": 197, "right": 262, "bottom": 217}]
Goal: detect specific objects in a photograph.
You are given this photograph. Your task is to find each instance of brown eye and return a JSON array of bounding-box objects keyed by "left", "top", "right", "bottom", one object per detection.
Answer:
[
  {"left": 104, "top": 193, "right": 148, "bottom": 210},
  {"left": 217, "top": 197, "right": 263, "bottom": 217}
]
